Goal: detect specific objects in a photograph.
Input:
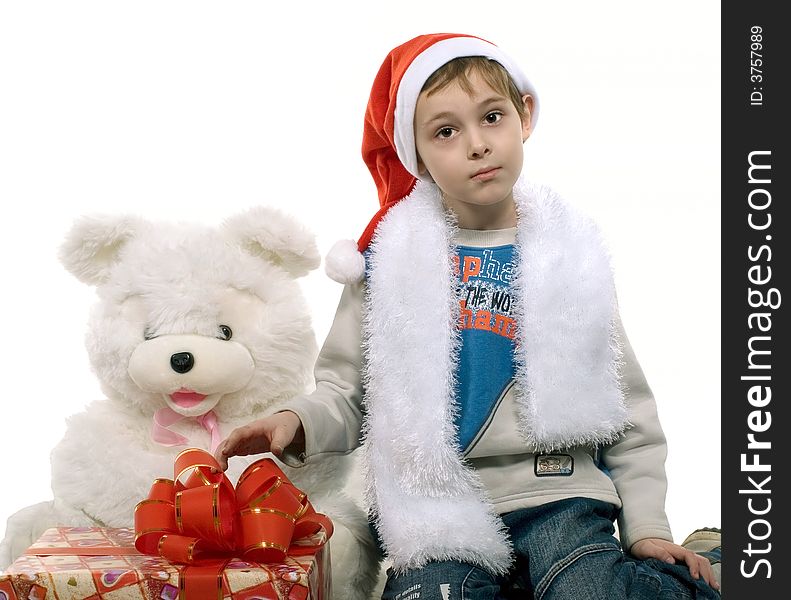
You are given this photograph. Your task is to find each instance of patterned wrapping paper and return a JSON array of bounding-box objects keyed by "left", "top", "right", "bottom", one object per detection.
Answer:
[{"left": 0, "top": 527, "right": 330, "bottom": 600}]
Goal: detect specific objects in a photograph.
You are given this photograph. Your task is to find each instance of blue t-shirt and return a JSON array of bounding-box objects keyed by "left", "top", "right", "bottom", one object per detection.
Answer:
[{"left": 453, "top": 244, "right": 516, "bottom": 452}]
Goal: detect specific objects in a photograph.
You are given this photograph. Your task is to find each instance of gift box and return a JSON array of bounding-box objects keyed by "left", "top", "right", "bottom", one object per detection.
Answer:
[
  {"left": 0, "top": 526, "right": 330, "bottom": 600},
  {"left": 2, "top": 449, "right": 334, "bottom": 599}
]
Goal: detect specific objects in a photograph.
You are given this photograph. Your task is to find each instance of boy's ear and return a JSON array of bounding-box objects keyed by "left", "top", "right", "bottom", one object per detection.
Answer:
[
  {"left": 416, "top": 154, "right": 429, "bottom": 177},
  {"left": 521, "top": 94, "right": 535, "bottom": 141}
]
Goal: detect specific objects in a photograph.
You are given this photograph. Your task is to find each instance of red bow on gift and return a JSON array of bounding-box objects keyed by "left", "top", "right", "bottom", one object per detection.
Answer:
[{"left": 134, "top": 448, "right": 333, "bottom": 597}]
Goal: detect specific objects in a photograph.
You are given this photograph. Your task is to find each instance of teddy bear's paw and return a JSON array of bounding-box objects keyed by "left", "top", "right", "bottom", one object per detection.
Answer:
[
  {"left": 308, "top": 494, "right": 382, "bottom": 600},
  {"left": 0, "top": 500, "right": 61, "bottom": 569},
  {"left": 325, "top": 519, "right": 382, "bottom": 600}
]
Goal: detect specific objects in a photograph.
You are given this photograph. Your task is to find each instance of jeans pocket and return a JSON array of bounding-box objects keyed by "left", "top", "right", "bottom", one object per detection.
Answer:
[
  {"left": 383, "top": 561, "right": 501, "bottom": 600},
  {"left": 460, "top": 566, "right": 501, "bottom": 600},
  {"left": 639, "top": 558, "right": 720, "bottom": 600},
  {"left": 533, "top": 541, "right": 622, "bottom": 600}
]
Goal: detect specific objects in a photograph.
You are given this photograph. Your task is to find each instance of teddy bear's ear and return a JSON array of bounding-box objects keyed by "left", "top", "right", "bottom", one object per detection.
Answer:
[
  {"left": 223, "top": 207, "right": 320, "bottom": 278},
  {"left": 58, "top": 215, "right": 143, "bottom": 285}
]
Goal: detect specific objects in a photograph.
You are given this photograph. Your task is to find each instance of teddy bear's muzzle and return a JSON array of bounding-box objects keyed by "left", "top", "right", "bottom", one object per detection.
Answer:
[{"left": 127, "top": 334, "right": 255, "bottom": 417}]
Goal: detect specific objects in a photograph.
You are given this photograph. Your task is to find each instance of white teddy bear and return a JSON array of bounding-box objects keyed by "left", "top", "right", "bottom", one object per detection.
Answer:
[{"left": 0, "top": 208, "right": 381, "bottom": 600}]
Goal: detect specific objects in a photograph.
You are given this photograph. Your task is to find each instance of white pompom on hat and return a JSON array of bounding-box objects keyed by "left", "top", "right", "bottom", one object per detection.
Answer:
[{"left": 326, "top": 33, "right": 539, "bottom": 284}]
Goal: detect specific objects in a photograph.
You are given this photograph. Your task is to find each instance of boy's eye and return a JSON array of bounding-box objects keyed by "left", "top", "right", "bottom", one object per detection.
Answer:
[
  {"left": 484, "top": 111, "right": 503, "bottom": 124},
  {"left": 437, "top": 127, "right": 454, "bottom": 139}
]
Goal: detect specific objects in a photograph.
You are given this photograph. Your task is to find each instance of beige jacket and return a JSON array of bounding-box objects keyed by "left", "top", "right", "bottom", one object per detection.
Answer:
[
  {"left": 287, "top": 248, "right": 673, "bottom": 550},
  {"left": 288, "top": 180, "right": 672, "bottom": 571}
]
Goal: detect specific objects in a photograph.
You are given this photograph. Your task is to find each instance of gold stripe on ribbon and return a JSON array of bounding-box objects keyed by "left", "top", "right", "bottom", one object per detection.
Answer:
[
  {"left": 247, "top": 478, "right": 282, "bottom": 508},
  {"left": 239, "top": 507, "right": 296, "bottom": 522},
  {"left": 236, "top": 462, "right": 266, "bottom": 487},
  {"left": 135, "top": 528, "right": 171, "bottom": 542},
  {"left": 242, "top": 540, "right": 288, "bottom": 555},
  {"left": 195, "top": 466, "right": 212, "bottom": 487},
  {"left": 212, "top": 484, "right": 221, "bottom": 536},
  {"left": 134, "top": 499, "right": 173, "bottom": 513},
  {"left": 179, "top": 570, "right": 186, "bottom": 600},
  {"left": 175, "top": 462, "right": 216, "bottom": 485},
  {"left": 175, "top": 492, "right": 183, "bottom": 533},
  {"left": 294, "top": 502, "right": 308, "bottom": 520},
  {"left": 187, "top": 539, "right": 198, "bottom": 563}
]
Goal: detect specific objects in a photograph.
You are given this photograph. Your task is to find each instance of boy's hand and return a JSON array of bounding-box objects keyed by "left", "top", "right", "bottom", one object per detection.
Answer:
[
  {"left": 630, "top": 538, "right": 720, "bottom": 592},
  {"left": 214, "top": 411, "right": 304, "bottom": 471}
]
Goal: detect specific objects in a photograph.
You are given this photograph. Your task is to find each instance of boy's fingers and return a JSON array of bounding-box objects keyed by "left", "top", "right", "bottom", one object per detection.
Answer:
[
  {"left": 213, "top": 440, "right": 228, "bottom": 471},
  {"left": 651, "top": 542, "right": 675, "bottom": 564},
  {"left": 708, "top": 566, "right": 720, "bottom": 591},
  {"left": 682, "top": 552, "right": 707, "bottom": 579},
  {"left": 269, "top": 425, "right": 289, "bottom": 457},
  {"left": 221, "top": 427, "right": 249, "bottom": 457},
  {"left": 215, "top": 426, "right": 249, "bottom": 468},
  {"left": 215, "top": 439, "right": 226, "bottom": 456},
  {"left": 697, "top": 556, "right": 717, "bottom": 588},
  {"left": 701, "top": 563, "right": 713, "bottom": 585}
]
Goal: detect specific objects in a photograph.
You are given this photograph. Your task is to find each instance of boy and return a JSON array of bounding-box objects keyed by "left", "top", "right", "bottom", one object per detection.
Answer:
[{"left": 217, "top": 33, "right": 720, "bottom": 598}]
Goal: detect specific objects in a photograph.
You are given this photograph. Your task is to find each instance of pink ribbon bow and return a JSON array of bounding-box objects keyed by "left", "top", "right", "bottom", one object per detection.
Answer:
[{"left": 151, "top": 407, "right": 222, "bottom": 454}]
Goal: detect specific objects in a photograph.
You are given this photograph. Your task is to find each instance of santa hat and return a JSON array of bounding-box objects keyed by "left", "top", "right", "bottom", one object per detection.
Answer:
[{"left": 325, "top": 33, "right": 539, "bottom": 284}]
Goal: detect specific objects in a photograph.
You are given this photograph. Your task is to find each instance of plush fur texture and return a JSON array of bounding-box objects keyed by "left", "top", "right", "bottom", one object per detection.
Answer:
[
  {"left": 325, "top": 238, "right": 367, "bottom": 284},
  {"left": 511, "top": 181, "right": 628, "bottom": 449},
  {"left": 0, "top": 209, "right": 381, "bottom": 600},
  {"left": 361, "top": 178, "right": 629, "bottom": 575}
]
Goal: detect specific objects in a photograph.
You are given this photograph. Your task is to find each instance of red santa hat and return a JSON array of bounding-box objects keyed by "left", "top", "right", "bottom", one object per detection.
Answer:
[{"left": 325, "top": 33, "right": 539, "bottom": 284}]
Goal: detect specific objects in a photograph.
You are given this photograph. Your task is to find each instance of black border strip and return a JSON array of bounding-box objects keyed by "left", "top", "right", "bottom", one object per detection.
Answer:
[{"left": 723, "top": 2, "right": 788, "bottom": 595}]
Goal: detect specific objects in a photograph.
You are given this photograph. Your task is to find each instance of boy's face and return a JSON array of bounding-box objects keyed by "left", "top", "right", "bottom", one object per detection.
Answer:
[{"left": 414, "top": 70, "right": 533, "bottom": 227}]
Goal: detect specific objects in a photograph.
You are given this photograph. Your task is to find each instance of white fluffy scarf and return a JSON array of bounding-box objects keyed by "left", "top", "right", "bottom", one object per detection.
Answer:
[{"left": 360, "top": 178, "right": 629, "bottom": 575}]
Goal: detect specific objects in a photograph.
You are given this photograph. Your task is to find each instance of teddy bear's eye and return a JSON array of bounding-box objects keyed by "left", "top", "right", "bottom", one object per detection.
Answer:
[
  {"left": 143, "top": 328, "right": 157, "bottom": 341},
  {"left": 218, "top": 325, "right": 233, "bottom": 341}
]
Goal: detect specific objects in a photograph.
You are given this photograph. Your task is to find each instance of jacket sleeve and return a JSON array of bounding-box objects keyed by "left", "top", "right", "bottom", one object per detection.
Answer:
[
  {"left": 601, "top": 314, "right": 674, "bottom": 551},
  {"left": 280, "top": 281, "right": 366, "bottom": 465}
]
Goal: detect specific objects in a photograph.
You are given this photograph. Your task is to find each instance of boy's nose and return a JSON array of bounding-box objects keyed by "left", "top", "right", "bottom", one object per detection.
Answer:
[{"left": 468, "top": 138, "right": 491, "bottom": 159}]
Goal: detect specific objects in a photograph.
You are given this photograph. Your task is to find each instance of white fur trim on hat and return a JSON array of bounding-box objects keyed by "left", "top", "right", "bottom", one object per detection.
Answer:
[
  {"left": 325, "top": 239, "right": 366, "bottom": 284},
  {"left": 393, "top": 37, "right": 539, "bottom": 179}
]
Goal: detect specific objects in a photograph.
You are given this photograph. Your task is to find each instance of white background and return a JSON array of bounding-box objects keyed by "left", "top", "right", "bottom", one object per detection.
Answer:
[{"left": 0, "top": 1, "right": 720, "bottom": 546}]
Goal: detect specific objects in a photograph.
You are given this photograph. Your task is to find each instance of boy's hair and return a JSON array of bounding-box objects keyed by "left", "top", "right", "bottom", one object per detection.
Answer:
[{"left": 421, "top": 56, "right": 527, "bottom": 120}]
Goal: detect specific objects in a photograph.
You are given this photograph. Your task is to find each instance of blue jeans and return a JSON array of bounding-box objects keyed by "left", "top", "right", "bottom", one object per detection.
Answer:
[{"left": 381, "top": 497, "right": 720, "bottom": 599}]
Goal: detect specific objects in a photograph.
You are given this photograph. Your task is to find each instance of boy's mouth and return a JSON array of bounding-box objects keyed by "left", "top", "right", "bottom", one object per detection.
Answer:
[{"left": 471, "top": 167, "right": 500, "bottom": 181}]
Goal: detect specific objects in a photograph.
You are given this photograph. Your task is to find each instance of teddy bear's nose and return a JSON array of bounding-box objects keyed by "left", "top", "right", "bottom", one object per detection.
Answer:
[{"left": 170, "top": 352, "right": 194, "bottom": 374}]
